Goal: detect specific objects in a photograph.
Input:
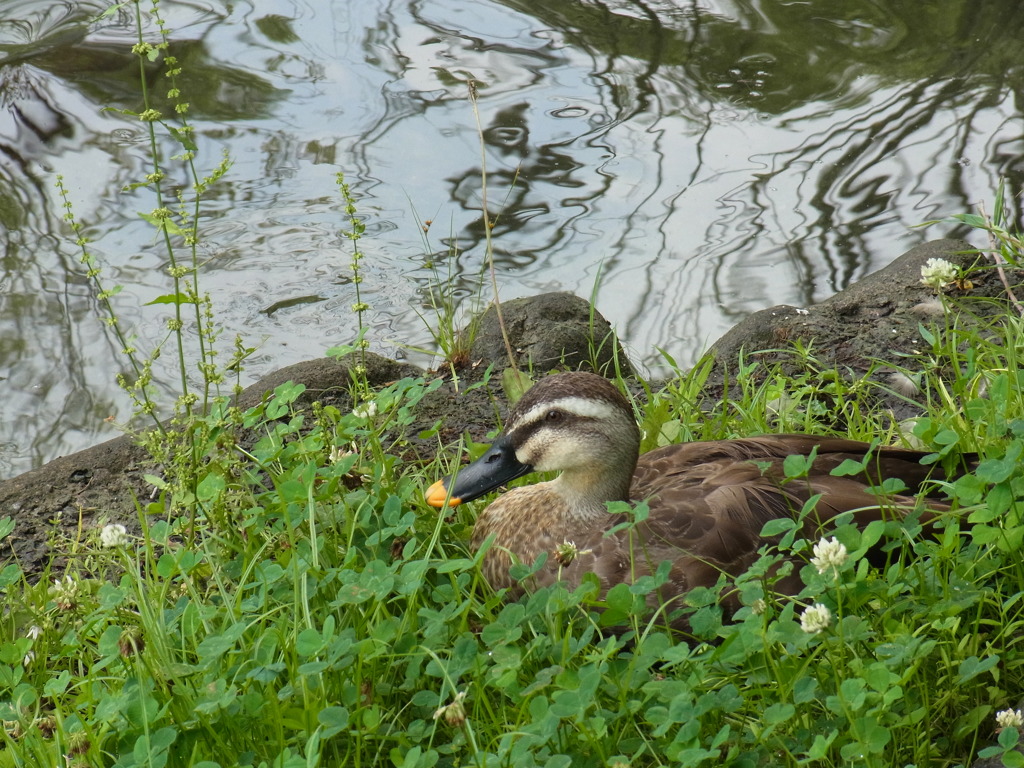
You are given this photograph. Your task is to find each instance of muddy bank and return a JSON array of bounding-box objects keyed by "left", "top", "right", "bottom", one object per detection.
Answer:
[
  {"left": 703, "top": 238, "right": 1008, "bottom": 420},
  {"left": 1, "top": 237, "right": 1018, "bottom": 574}
]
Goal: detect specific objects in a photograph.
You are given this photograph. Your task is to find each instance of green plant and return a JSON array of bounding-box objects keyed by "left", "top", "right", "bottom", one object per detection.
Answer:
[
  {"left": 405, "top": 211, "right": 487, "bottom": 380},
  {"left": 55, "top": 0, "right": 250, "bottom": 544},
  {"left": 944, "top": 178, "right": 1024, "bottom": 315},
  {"left": 6, "top": 216, "right": 1024, "bottom": 767},
  {"left": 336, "top": 173, "right": 372, "bottom": 377}
]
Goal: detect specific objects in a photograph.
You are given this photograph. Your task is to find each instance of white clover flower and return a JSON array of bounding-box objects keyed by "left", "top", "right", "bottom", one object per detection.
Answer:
[
  {"left": 50, "top": 575, "right": 78, "bottom": 610},
  {"left": 99, "top": 523, "right": 129, "bottom": 549},
  {"left": 811, "top": 536, "right": 848, "bottom": 575},
  {"left": 919, "top": 258, "right": 958, "bottom": 289},
  {"left": 352, "top": 401, "right": 377, "bottom": 419},
  {"left": 554, "top": 540, "right": 579, "bottom": 566},
  {"left": 26, "top": 625, "right": 43, "bottom": 641},
  {"left": 433, "top": 690, "right": 467, "bottom": 727},
  {"left": 553, "top": 540, "right": 592, "bottom": 566},
  {"left": 328, "top": 445, "right": 353, "bottom": 464},
  {"left": 21, "top": 650, "right": 34, "bottom": 667},
  {"left": 799, "top": 603, "right": 832, "bottom": 635},
  {"left": 996, "top": 708, "right": 1024, "bottom": 730}
]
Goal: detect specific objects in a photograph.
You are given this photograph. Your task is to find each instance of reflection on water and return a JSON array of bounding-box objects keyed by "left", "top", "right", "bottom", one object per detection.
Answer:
[{"left": 1, "top": 0, "right": 1022, "bottom": 477}]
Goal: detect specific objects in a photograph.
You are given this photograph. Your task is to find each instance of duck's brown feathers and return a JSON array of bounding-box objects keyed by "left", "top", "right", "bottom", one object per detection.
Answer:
[{"left": 472, "top": 433, "right": 945, "bottom": 615}]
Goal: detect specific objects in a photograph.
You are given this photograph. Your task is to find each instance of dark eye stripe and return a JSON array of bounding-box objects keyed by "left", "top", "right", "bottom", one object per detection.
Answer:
[{"left": 509, "top": 409, "right": 603, "bottom": 449}]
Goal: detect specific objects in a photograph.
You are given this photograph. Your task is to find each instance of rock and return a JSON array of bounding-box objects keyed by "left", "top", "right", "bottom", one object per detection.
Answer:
[
  {"left": 468, "top": 291, "right": 634, "bottom": 381},
  {"left": 234, "top": 352, "right": 421, "bottom": 411},
  {"left": 705, "top": 238, "right": 1012, "bottom": 421},
  {"left": 405, "top": 292, "right": 633, "bottom": 456},
  {"left": 0, "top": 433, "right": 152, "bottom": 578},
  {"left": 707, "top": 303, "right": 807, "bottom": 362},
  {"left": 709, "top": 238, "right": 979, "bottom": 364}
]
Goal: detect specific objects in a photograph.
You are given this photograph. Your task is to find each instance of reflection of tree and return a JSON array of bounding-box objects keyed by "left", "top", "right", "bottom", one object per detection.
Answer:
[
  {"left": 0, "top": 61, "right": 121, "bottom": 477},
  {"left": 438, "top": 101, "right": 599, "bottom": 304},
  {"left": 500, "top": 0, "right": 1024, "bottom": 115},
  {"left": 0, "top": 7, "right": 287, "bottom": 478},
  {"left": 498, "top": 0, "right": 1024, "bottom": 320},
  {"left": 28, "top": 39, "right": 288, "bottom": 120},
  {"left": 447, "top": 102, "right": 583, "bottom": 236}
]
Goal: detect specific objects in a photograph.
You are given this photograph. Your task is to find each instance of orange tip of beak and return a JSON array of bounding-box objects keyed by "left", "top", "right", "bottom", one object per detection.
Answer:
[{"left": 426, "top": 479, "right": 461, "bottom": 508}]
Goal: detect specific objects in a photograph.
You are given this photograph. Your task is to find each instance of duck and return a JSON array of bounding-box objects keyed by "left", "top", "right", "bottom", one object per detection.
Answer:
[{"left": 425, "top": 371, "right": 953, "bottom": 628}]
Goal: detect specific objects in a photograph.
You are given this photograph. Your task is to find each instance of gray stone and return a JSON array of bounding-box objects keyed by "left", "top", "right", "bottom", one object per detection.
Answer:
[
  {"left": 469, "top": 291, "right": 634, "bottom": 379},
  {"left": 709, "top": 238, "right": 979, "bottom": 364}
]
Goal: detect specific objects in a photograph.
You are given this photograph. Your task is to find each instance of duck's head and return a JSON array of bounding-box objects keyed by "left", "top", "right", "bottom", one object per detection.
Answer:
[{"left": 426, "top": 371, "right": 641, "bottom": 508}]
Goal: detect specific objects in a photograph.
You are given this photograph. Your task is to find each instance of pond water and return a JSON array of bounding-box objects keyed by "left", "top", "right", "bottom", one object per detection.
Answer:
[{"left": 2, "top": 0, "right": 1023, "bottom": 479}]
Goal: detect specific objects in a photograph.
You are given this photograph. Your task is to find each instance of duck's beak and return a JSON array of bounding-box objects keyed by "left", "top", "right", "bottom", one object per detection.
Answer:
[{"left": 426, "top": 434, "right": 534, "bottom": 508}]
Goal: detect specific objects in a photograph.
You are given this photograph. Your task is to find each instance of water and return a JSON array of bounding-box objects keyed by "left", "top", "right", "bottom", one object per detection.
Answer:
[{"left": 1, "top": 0, "right": 1022, "bottom": 478}]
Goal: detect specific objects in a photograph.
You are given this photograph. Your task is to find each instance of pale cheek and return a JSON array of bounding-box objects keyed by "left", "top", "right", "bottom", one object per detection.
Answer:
[
  {"left": 533, "top": 442, "right": 582, "bottom": 472},
  {"left": 516, "top": 445, "right": 540, "bottom": 467},
  {"left": 517, "top": 434, "right": 558, "bottom": 468}
]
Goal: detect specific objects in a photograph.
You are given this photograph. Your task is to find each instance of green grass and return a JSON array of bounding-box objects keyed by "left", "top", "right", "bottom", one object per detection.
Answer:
[
  {"left": 4, "top": 291, "right": 1024, "bottom": 767},
  {"left": 5, "top": 2, "right": 1024, "bottom": 766}
]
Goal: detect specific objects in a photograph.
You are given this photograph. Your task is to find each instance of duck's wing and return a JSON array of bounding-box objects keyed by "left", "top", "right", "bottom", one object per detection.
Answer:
[
  {"left": 629, "top": 435, "right": 948, "bottom": 566},
  {"left": 635, "top": 435, "right": 941, "bottom": 492},
  {"left": 560, "top": 436, "right": 950, "bottom": 632}
]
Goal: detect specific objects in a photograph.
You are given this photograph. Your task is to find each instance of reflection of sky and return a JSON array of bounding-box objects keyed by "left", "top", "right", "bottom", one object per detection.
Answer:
[{"left": 1, "top": 0, "right": 1019, "bottom": 476}]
